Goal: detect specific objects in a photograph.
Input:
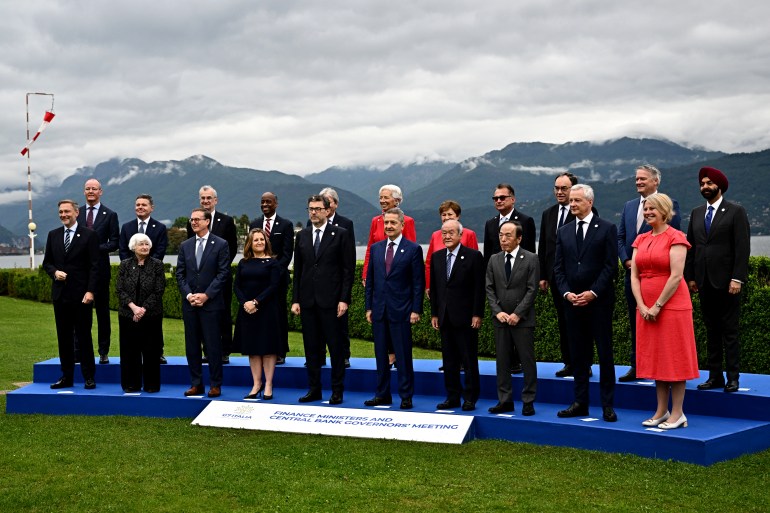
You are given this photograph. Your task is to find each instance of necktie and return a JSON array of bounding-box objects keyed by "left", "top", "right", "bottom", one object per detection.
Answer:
[
  {"left": 385, "top": 241, "right": 395, "bottom": 275},
  {"left": 264, "top": 218, "right": 271, "bottom": 238},
  {"left": 64, "top": 229, "right": 72, "bottom": 253},
  {"left": 86, "top": 207, "right": 94, "bottom": 228},
  {"left": 558, "top": 206, "right": 567, "bottom": 229},
  {"left": 446, "top": 252, "right": 453, "bottom": 280},
  {"left": 505, "top": 253, "right": 512, "bottom": 281},
  {"left": 705, "top": 205, "right": 714, "bottom": 235},
  {"left": 314, "top": 229, "right": 321, "bottom": 256},
  {"left": 636, "top": 199, "right": 645, "bottom": 233},
  {"left": 576, "top": 221, "right": 585, "bottom": 253},
  {"left": 195, "top": 237, "right": 205, "bottom": 268},
  {"left": 139, "top": 221, "right": 145, "bottom": 234}
]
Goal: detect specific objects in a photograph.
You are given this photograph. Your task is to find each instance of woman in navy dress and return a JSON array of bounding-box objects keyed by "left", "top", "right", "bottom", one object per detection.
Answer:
[{"left": 234, "top": 228, "right": 282, "bottom": 400}]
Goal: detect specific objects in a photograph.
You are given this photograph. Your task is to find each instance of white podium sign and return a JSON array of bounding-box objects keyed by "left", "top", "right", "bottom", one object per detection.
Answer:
[{"left": 192, "top": 401, "right": 473, "bottom": 444}]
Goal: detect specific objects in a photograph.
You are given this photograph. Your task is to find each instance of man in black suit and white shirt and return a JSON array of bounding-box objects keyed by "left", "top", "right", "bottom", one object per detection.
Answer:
[
  {"left": 685, "top": 167, "right": 750, "bottom": 393},
  {"left": 187, "top": 185, "right": 238, "bottom": 363},
  {"left": 250, "top": 191, "right": 294, "bottom": 364},
  {"left": 291, "top": 195, "right": 355, "bottom": 404},
  {"left": 483, "top": 183, "right": 535, "bottom": 374},
  {"left": 177, "top": 208, "right": 231, "bottom": 398},
  {"left": 554, "top": 184, "right": 619, "bottom": 422},
  {"left": 43, "top": 200, "right": 100, "bottom": 389},
  {"left": 119, "top": 194, "right": 168, "bottom": 260},
  {"left": 120, "top": 193, "right": 170, "bottom": 363},
  {"left": 77, "top": 178, "right": 119, "bottom": 364},
  {"left": 430, "top": 219, "right": 485, "bottom": 411}
]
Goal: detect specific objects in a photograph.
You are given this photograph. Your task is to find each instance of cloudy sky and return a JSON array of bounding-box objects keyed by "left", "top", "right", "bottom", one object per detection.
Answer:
[{"left": 2, "top": 1, "right": 769, "bottom": 202}]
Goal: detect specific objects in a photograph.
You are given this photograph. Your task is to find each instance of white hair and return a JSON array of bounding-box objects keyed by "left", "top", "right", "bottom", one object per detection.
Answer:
[{"left": 128, "top": 233, "right": 153, "bottom": 252}]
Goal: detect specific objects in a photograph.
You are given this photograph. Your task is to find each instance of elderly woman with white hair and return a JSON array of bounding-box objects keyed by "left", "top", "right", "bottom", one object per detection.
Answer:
[{"left": 116, "top": 232, "right": 166, "bottom": 393}]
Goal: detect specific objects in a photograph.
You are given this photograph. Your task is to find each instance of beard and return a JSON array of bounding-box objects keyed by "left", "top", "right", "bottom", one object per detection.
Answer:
[{"left": 700, "top": 187, "right": 719, "bottom": 200}]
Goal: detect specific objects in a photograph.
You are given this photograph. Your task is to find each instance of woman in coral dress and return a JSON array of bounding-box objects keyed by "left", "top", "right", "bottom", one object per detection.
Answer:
[{"left": 631, "top": 193, "right": 700, "bottom": 430}]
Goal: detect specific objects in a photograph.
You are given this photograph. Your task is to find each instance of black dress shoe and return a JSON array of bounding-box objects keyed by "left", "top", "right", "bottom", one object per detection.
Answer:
[
  {"left": 364, "top": 396, "right": 392, "bottom": 406},
  {"left": 159, "top": 355, "right": 168, "bottom": 364},
  {"left": 201, "top": 356, "right": 209, "bottom": 364},
  {"left": 50, "top": 377, "right": 73, "bottom": 389},
  {"left": 510, "top": 364, "right": 523, "bottom": 374},
  {"left": 724, "top": 380, "right": 740, "bottom": 393},
  {"left": 461, "top": 401, "right": 475, "bottom": 412},
  {"left": 488, "top": 402, "right": 514, "bottom": 414},
  {"left": 557, "top": 402, "right": 589, "bottom": 418},
  {"left": 618, "top": 367, "right": 638, "bottom": 382},
  {"left": 299, "top": 390, "right": 322, "bottom": 403},
  {"left": 123, "top": 387, "right": 141, "bottom": 393},
  {"left": 437, "top": 399, "right": 461, "bottom": 410},
  {"left": 555, "top": 365, "right": 573, "bottom": 377},
  {"left": 329, "top": 392, "right": 343, "bottom": 405},
  {"left": 99, "top": 355, "right": 109, "bottom": 365},
  {"left": 276, "top": 357, "right": 286, "bottom": 365},
  {"left": 400, "top": 398, "right": 413, "bottom": 410},
  {"left": 602, "top": 406, "right": 618, "bottom": 422},
  {"left": 222, "top": 355, "right": 230, "bottom": 364},
  {"left": 522, "top": 402, "right": 535, "bottom": 416},
  {"left": 697, "top": 378, "right": 725, "bottom": 390},
  {"left": 84, "top": 378, "right": 96, "bottom": 390},
  {"left": 345, "top": 359, "right": 351, "bottom": 368},
  {"left": 144, "top": 388, "right": 159, "bottom": 393}
]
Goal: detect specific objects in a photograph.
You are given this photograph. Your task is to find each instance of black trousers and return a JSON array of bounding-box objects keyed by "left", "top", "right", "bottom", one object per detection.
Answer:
[
  {"left": 700, "top": 284, "right": 741, "bottom": 381},
  {"left": 54, "top": 300, "right": 95, "bottom": 382},
  {"left": 564, "top": 303, "right": 615, "bottom": 407},
  {"left": 119, "top": 315, "right": 162, "bottom": 391},
  {"left": 300, "top": 307, "right": 345, "bottom": 394},
  {"left": 440, "top": 324, "right": 480, "bottom": 403}
]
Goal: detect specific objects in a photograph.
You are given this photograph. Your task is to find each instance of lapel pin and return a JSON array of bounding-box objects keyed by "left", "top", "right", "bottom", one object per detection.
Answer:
[
  {"left": 76, "top": 234, "right": 81, "bottom": 237},
  {"left": 594, "top": 224, "right": 599, "bottom": 228},
  {"left": 460, "top": 255, "right": 465, "bottom": 260},
  {"left": 331, "top": 232, "right": 335, "bottom": 236},
  {"left": 400, "top": 249, "right": 404, "bottom": 253}
]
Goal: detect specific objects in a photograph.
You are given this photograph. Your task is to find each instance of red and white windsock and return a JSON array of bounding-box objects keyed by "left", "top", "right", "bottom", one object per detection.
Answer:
[{"left": 21, "top": 110, "right": 56, "bottom": 156}]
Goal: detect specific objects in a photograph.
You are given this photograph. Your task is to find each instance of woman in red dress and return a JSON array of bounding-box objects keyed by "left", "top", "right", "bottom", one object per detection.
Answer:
[{"left": 631, "top": 193, "right": 699, "bottom": 430}]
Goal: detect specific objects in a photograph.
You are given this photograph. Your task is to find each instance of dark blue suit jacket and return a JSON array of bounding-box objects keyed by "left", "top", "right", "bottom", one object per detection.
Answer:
[
  {"left": 617, "top": 195, "right": 680, "bottom": 264},
  {"left": 77, "top": 203, "right": 119, "bottom": 278},
  {"left": 292, "top": 224, "right": 355, "bottom": 309},
  {"left": 554, "top": 216, "right": 618, "bottom": 307},
  {"left": 175, "top": 232, "right": 230, "bottom": 312},
  {"left": 365, "top": 238, "right": 424, "bottom": 322},
  {"left": 119, "top": 217, "right": 169, "bottom": 260},
  {"left": 42, "top": 224, "right": 100, "bottom": 302}
]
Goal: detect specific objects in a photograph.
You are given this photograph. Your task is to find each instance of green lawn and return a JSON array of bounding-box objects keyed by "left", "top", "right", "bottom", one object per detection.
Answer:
[{"left": 1, "top": 296, "right": 768, "bottom": 512}]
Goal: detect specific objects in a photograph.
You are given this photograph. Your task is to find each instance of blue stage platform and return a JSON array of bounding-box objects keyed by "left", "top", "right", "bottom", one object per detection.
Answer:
[{"left": 7, "top": 357, "right": 770, "bottom": 465}]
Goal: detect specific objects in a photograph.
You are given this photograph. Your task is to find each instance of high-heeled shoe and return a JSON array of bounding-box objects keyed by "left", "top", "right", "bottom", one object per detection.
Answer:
[
  {"left": 641, "top": 411, "right": 670, "bottom": 427},
  {"left": 659, "top": 414, "right": 688, "bottom": 430},
  {"left": 244, "top": 384, "right": 264, "bottom": 400},
  {"left": 262, "top": 385, "right": 273, "bottom": 401}
]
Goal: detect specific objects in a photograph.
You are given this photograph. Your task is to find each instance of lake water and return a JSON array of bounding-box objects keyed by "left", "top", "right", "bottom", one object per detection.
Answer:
[{"left": 3, "top": 236, "right": 770, "bottom": 269}]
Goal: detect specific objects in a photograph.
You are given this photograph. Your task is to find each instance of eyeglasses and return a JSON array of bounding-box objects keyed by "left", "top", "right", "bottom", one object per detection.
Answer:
[
  {"left": 492, "top": 195, "right": 512, "bottom": 202},
  {"left": 554, "top": 186, "right": 571, "bottom": 192},
  {"left": 190, "top": 217, "right": 207, "bottom": 223},
  {"left": 307, "top": 207, "right": 327, "bottom": 213}
]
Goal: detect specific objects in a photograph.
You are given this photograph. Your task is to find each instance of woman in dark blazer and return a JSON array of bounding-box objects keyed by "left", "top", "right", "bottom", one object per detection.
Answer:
[{"left": 116, "top": 233, "right": 166, "bottom": 393}]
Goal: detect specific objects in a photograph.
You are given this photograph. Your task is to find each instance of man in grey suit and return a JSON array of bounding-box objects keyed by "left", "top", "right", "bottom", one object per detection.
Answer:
[
  {"left": 485, "top": 221, "right": 539, "bottom": 415},
  {"left": 176, "top": 208, "right": 231, "bottom": 398},
  {"left": 685, "top": 166, "right": 750, "bottom": 393}
]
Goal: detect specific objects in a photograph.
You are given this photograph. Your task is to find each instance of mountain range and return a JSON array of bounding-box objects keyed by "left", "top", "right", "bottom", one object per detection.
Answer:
[{"left": 1, "top": 137, "right": 767, "bottom": 251}]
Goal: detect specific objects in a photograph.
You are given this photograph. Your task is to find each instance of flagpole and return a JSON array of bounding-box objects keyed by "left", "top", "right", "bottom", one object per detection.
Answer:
[{"left": 25, "top": 92, "right": 55, "bottom": 270}]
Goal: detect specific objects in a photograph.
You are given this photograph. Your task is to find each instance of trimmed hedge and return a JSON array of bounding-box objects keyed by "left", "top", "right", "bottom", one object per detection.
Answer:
[{"left": 3, "top": 257, "right": 769, "bottom": 374}]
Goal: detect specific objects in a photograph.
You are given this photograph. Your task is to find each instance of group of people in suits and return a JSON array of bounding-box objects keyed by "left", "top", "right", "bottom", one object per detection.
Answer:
[{"left": 42, "top": 166, "right": 750, "bottom": 423}]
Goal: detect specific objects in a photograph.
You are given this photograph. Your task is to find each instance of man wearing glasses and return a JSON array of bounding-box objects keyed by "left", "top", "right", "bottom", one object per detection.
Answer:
[
  {"left": 291, "top": 196, "right": 355, "bottom": 405},
  {"left": 483, "top": 183, "right": 535, "bottom": 375},
  {"left": 177, "top": 208, "right": 231, "bottom": 398}
]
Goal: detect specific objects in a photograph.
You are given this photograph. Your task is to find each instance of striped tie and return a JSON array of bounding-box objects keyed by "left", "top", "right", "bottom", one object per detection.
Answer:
[{"left": 64, "top": 229, "right": 72, "bottom": 253}]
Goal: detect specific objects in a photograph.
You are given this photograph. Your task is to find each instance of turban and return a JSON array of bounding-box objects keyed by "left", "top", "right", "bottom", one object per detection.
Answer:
[{"left": 698, "top": 166, "right": 729, "bottom": 193}]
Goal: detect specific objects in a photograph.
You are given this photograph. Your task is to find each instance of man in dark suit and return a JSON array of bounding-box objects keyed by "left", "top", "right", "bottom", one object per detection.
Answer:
[
  {"left": 539, "top": 172, "right": 578, "bottom": 377},
  {"left": 617, "top": 165, "right": 681, "bottom": 382},
  {"left": 430, "top": 219, "right": 485, "bottom": 411},
  {"left": 250, "top": 191, "right": 294, "bottom": 364},
  {"left": 486, "top": 221, "right": 539, "bottom": 415},
  {"left": 177, "top": 208, "right": 231, "bottom": 398},
  {"left": 291, "top": 195, "right": 355, "bottom": 404},
  {"left": 483, "top": 182, "right": 534, "bottom": 374},
  {"left": 77, "top": 178, "right": 119, "bottom": 364},
  {"left": 119, "top": 194, "right": 168, "bottom": 260},
  {"left": 186, "top": 185, "right": 237, "bottom": 363},
  {"left": 119, "top": 193, "right": 169, "bottom": 363},
  {"left": 43, "top": 199, "right": 100, "bottom": 389},
  {"left": 685, "top": 167, "right": 750, "bottom": 393},
  {"left": 364, "top": 208, "right": 424, "bottom": 410},
  {"left": 307, "top": 187, "right": 356, "bottom": 367},
  {"left": 554, "top": 184, "right": 619, "bottom": 422}
]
